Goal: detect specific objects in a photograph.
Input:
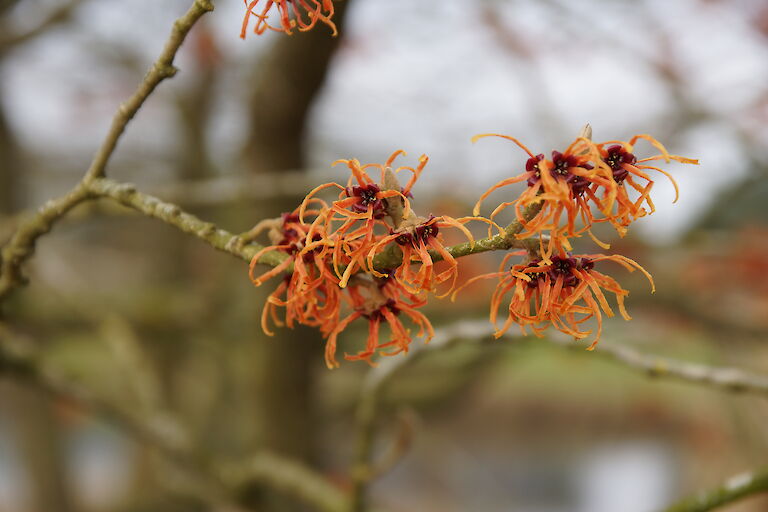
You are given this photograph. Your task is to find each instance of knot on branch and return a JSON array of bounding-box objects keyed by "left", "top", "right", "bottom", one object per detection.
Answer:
[
  {"left": 111, "top": 182, "right": 138, "bottom": 201},
  {"left": 196, "top": 223, "right": 216, "bottom": 238},
  {"left": 224, "top": 236, "right": 245, "bottom": 253},
  {"left": 156, "top": 64, "right": 178, "bottom": 79},
  {"left": 196, "top": 0, "right": 215, "bottom": 11},
  {"left": 158, "top": 203, "right": 181, "bottom": 218}
]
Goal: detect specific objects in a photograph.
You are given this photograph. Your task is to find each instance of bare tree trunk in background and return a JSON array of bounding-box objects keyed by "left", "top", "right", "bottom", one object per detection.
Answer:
[
  {"left": 175, "top": 22, "right": 218, "bottom": 183},
  {"left": 2, "top": 383, "right": 75, "bottom": 512},
  {"left": 0, "top": 90, "right": 22, "bottom": 215},
  {"left": 242, "top": 2, "right": 351, "bottom": 510},
  {"left": 244, "top": 2, "right": 350, "bottom": 173}
]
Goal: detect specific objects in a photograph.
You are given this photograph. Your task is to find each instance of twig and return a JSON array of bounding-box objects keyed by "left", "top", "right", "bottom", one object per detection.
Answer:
[
  {"left": 80, "top": 177, "right": 544, "bottom": 281},
  {"left": 348, "top": 203, "right": 541, "bottom": 511},
  {"left": 424, "top": 320, "right": 768, "bottom": 397},
  {"left": 0, "top": 184, "right": 92, "bottom": 301},
  {"left": 661, "top": 467, "right": 768, "bottom": 512},
  {"left": 371, "top": 202, "right": 544, "bottom": 271},
  {"left": 223, "top": 453, "right": 348, "bottom": 512},
  {"left": 366, "top": 409, "right": 415, "bottom": 482},
  {"left": 0, "top": 0, "right": 214, "bottom": 304},
  {"left": 547, "top": 335, "right": 768, "bottom": 396},
  {"left": 84, "top": 0, "right": 214, "bottom": 182},
  {"left": 86, "top": 178, "right": 283, "bottom": 266}
]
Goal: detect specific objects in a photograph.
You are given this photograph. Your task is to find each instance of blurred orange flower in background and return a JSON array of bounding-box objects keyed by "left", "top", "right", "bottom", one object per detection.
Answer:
[{"left": 240, "top": 0, "right": 337, "bottom": 38}]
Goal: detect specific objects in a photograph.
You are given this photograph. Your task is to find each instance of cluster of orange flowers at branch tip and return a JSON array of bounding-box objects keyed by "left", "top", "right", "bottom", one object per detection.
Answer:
[
  {"left": 248, "top": 128, "right": 697, "bottom": 368},
  {"left": 240, "top": 0, "right": 337, "bottom": 38}
]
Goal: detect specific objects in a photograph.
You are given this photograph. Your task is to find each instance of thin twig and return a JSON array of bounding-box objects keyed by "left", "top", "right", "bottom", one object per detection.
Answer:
[
  {"left": 223, "top": 453, "right": 348, "bottom": 512},
  {"left": 371, "top": 202, "right": 544, "bottom": 271},
  {"left": 348, "top": 202, "right": 545, "bottom": 512},
  {"left": 84, "top": 0, "right": 214, "bottom": 182},
  {"left": 548, "top": 335, "right": 768, "bottom": 396},
  {"left": 86, "top": 178, "right": 281, "bottom": 265},
  {"left": 0, "top": 183, "right": 92, "bottom": 301},
  {"left": 419, "top": 320, "right": 768, "bottom": 397},
  {"left": 661, "top": 467, "right": 768, "bottom": 512},
  {"left": 87, "top": 178, "right": 544, "bottom": 277}
]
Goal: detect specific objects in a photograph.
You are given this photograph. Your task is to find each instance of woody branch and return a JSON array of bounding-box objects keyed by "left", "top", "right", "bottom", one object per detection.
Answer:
[{"left": 662, "top": 467, "right": 768, "bottom": 512}]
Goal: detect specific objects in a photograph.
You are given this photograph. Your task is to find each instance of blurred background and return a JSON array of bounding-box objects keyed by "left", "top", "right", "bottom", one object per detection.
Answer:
[{"left": 1, "top": 0, "right": 768, "bottom": 511}]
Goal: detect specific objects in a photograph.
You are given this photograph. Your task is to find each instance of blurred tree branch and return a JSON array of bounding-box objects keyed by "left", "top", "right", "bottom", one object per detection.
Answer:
[
  {"left": 0, "top": 0, "right": 86, "bottom": 52},
  {"left": 349, "top": 320, "right": 511, "bottom": 511},
  {"left": 662, "top": 466, "right": 768, "bottom": 512},
  {"left": 0, "top": 329, "right": 244, "bottom": 510},
  {"left": 0, "top": 328, "right": 349, "bottom": 512},
  {"left": 547, "top": 333, "right": 768, "bottom": 395},
  {"left": 224, "top": 453, "right": 348, "bottom": 512},
  {"left": 349, "top": 319, "right": 768, "bottom": 510},
  {"left": 84, "top": 0, "right": 214, "bottom": 182}
]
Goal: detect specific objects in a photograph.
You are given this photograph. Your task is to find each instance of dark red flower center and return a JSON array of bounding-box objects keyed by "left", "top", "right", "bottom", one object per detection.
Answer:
[
  {"left": 366, "top": 298, "right": 400, "bottom": 321},
  {"left": 300, "top": 233, "right": 324, "bottom": 262},
  {"left": 552, "top": 151, "right": 576, "bottom": 177},
  {"left": 415, "top": 221, "right": 439, "bottom": 242},
  {"left": 527, "top": 152, "right": 591, "bottom": 196},
  {"left": 283, "top": 212, "right": 300, "bottom": 224},
  {"left": 395, "top": 233, "right": 413, "bottom": 246},
  {"left": 553, "top": 151, "right": 592, "bottom": 196},
  {"left": 549, "top": 255, "right": 579, "bottom": 286},
  {"left": 395, "top": 218, "right": 439, "bottom": 247},
  {"left": 376, "top": 268, "right": 397, "bottom": 287},
  {"left": 346, "top": 184, "right": 386, "bottom": 218},
  {"left": 526, "top": 154, "right": 545, "bottom": 187},
  {"left": 604, "top": 145, "right": 636, "bottom": 183},
  {"left": 523, "top": 256, "right": 595, "bottom": 288}
]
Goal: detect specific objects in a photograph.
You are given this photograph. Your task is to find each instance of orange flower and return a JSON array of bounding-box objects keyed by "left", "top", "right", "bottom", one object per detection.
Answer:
[
  {"left": 248, "top": 210, "right": 342, "bottom": 337},
  {"left": 298, "top": 151, "right": 419, "bottom": 287},
  {"left": 323, "top": 277, "right": 434, "bottom": 369},
  {"left": 593, "top": 135, "right": 698, "bottom": 236},
  {"left": 472, "top": 133, "right": 698, "bottom": 259},
  {"left": 472, "top": 134, "right": 617, "bottom": 261},
  {"left": 240, "top": 0, "right": 336, "bottom": 38},
  {"left": 367, "top": 215, "right": 478, "bottom": 297},
  {"left": 457, "top": 252, "right": 653, "bottom": 349}
]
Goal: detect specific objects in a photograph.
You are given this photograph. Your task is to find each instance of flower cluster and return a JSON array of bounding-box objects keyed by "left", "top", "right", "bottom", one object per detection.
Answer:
[
  {"left": 465, "top": 130, "right": 696, "bottom": 346},
  {"left": 248, "top": 130, "right": 696, "bottom": 367},
  {"left": 240, "top": 0, "right": 337, "bottom": 38},
  {"left": 472, "top": 133, "right": 696, "bottom": 260},
  {"left": 249, "top": 151, "right": 471, "bottom": 368}
]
